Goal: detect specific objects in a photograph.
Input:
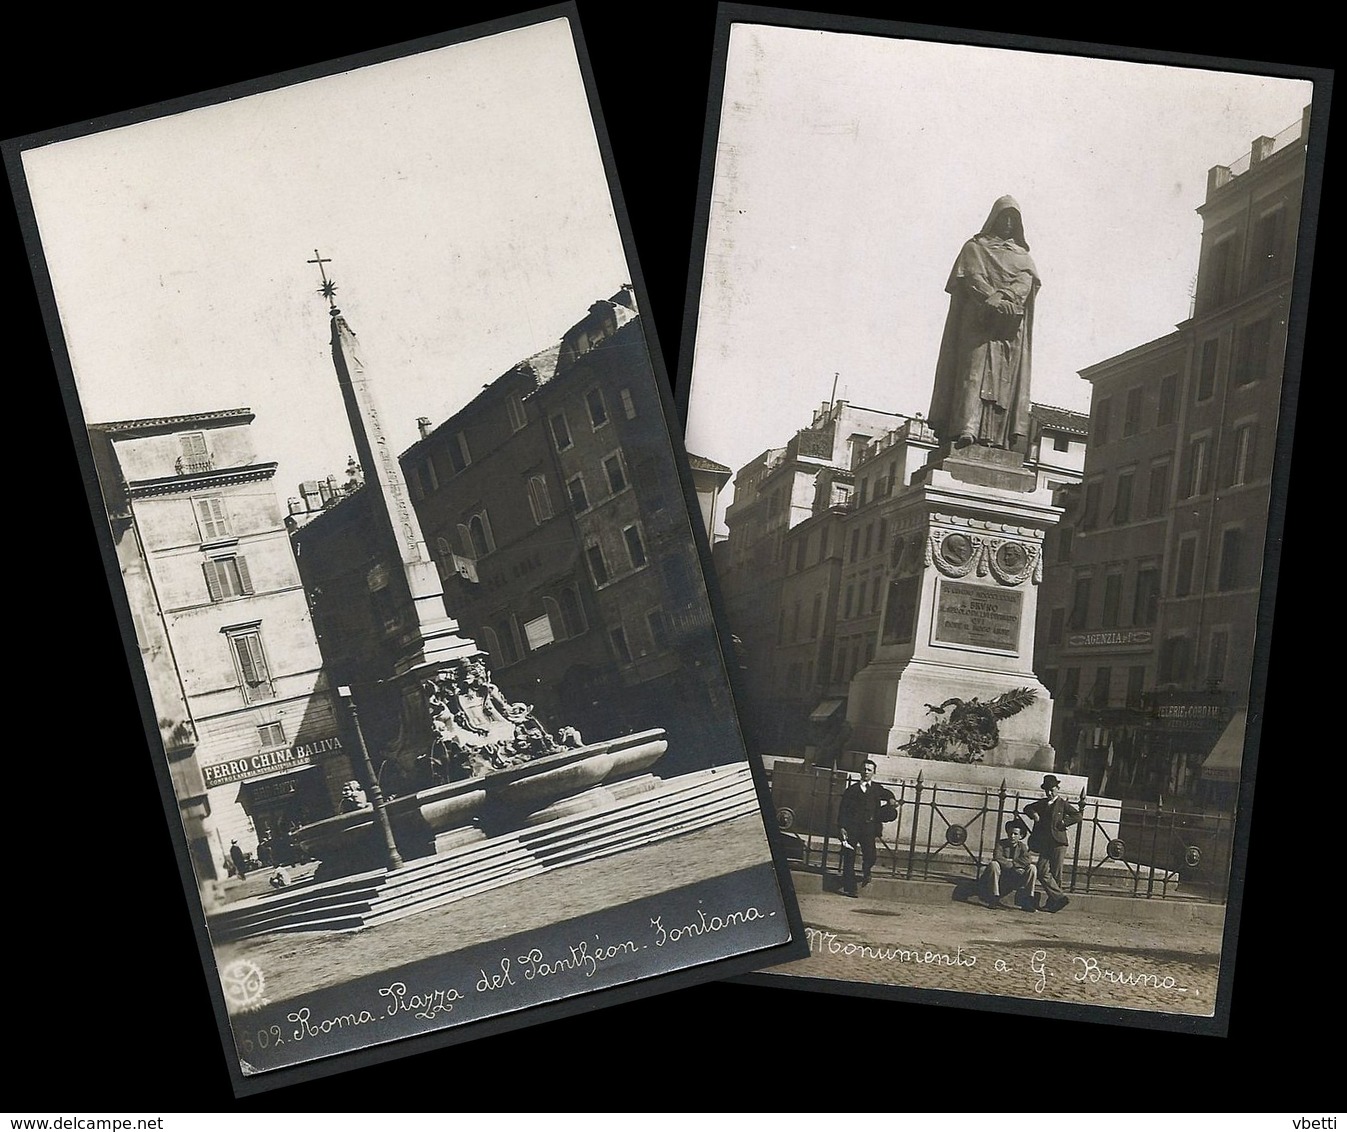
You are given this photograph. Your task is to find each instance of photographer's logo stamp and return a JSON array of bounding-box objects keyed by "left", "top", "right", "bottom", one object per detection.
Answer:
[{"left": 221, "top": 959, "right": 268, "bottom": 1010}]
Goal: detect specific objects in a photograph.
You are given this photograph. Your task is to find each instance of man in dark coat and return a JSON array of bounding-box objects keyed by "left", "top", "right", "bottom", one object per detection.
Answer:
[
  {"left": 837, "top": 759, "right": 896, "bottom": 897},
  {"left": 1022, "top": 774, "right": 1080, "bottom": 912},
  {"left": 980, "top": 818, "right": 1037, "bottom": 909},
  {"left": 229, "top": 839, "right": 249, "bottom": 880},
  {"left": 927, "top": 196, "right": 1040, "bottom": 451}
]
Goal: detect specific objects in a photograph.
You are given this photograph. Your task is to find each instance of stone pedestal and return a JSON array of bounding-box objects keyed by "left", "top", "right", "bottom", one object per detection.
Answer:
[{"left": 846, "top": 445, "right": 1061, "bottom": 768}]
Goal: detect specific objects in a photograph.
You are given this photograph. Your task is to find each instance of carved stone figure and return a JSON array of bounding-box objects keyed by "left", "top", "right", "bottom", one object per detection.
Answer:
[{"left": 927, "top": 196, "right": 1040, "bottom": 451}]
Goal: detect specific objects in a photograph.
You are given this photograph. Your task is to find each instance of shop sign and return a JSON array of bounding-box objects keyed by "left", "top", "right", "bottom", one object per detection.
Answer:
[{"left": 201, "top": 736, "right": 343, "bottom": 788}]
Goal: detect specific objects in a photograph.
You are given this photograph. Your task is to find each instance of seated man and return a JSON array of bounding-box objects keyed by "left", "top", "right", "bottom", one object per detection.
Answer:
[{"left": 980, "top": 818, "right": 1037, "bottom": 910}]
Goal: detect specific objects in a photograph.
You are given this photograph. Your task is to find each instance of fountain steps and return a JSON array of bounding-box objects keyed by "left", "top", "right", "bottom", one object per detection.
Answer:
[{"left": 209, "top": 764, "right": 758, "bottom": 941}]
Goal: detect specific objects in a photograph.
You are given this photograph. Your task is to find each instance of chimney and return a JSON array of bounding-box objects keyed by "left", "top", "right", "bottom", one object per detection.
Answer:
[
  {"left": 1250, "top": 135, "right": 1276, "bottom": 165},
  {"left": 1206, "top": 164, "right": 1232, "bottom": 198},
  {"left": 417, "top": 416, "right": 432, "bottom": 439}
]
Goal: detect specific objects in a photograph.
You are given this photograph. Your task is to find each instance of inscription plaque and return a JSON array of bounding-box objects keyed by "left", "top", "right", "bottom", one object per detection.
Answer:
[{"left": 934, "top": 580, "right": 1022, "bottom": 652}]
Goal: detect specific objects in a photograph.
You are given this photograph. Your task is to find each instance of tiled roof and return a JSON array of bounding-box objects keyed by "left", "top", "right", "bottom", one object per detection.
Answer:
[{"left": 1030, "top": 402, "right": 1090, "bottom": 435}]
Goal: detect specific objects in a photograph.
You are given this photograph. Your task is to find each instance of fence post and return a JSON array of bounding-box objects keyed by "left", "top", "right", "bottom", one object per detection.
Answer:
[
  {"left": 906, "top": 771, "right": 923, "bottom": 880},
  {"left": 1070, "top": 786, "right": 1087, "bottom": 893}
]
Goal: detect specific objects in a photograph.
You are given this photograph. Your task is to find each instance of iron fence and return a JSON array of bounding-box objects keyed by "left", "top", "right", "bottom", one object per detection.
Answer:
[{"left": 771, "top": 764, "right": 1235, "bottom": 902}]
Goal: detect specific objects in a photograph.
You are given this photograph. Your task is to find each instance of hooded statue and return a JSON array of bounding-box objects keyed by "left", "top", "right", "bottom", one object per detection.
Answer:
[{"left": 927, "top": 196, "right": 1040, "bottom": 451}]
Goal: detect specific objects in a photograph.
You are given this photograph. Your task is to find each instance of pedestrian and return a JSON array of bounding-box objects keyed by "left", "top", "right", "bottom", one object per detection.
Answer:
[
  {"left": 980, "top": 818, "right": 1037, "bottom": 910},
  {"left": 1022, "top": 774, "right": 1080, "bottom": 912},
  {"left": 837, "top": 759, "right": 897, "bottom": 897},
  {"left": 229, "top": 838, "right": 249, "bottom": 880}
]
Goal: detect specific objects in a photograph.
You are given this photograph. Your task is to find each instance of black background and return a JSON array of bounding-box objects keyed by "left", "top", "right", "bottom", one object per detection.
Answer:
[{"left": 6, "top": 3, "right": 1335, "bottom": 1109}]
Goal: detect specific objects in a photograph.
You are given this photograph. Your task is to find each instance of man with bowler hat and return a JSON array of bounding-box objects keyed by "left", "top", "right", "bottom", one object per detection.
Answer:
[
  {"left": 837, "top": 759, "right": 897, "bottom": 897},
  {"left": 1023, "top": 774, "right": 1079, "bottom": 912}
]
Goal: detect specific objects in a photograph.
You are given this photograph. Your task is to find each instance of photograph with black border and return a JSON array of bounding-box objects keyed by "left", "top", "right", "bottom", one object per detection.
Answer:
[
  {"left": 4, "top": 4, "right": 804, "bottom": 1096},
  {"left": 678, "top": 4, "right": 1330, "bottom": 1035}
]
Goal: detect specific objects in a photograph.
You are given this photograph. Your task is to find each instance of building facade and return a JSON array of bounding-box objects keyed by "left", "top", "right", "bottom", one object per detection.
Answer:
[
  {"left": 1035, "top": 108, "right": 1309, "bottom": 801},
  {"left": 90, "top": 409, "right": 354, "bottom": 879}
]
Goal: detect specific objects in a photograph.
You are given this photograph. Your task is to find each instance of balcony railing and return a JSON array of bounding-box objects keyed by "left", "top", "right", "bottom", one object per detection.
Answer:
[{"left": 176, "top": 455, "right": 214, "bottom": 474}]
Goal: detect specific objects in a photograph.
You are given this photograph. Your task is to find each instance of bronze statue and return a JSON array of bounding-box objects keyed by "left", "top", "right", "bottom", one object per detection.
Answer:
[{"left": 927, "top": 196, "right": 1040, "bottom": 451}]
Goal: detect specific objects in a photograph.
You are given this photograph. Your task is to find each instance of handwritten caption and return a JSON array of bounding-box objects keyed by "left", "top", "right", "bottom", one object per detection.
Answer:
[
  {"left": 235, "top": 901, "right": 773, "bottom": 1057},
  {"left": 804, "top": 930, "right": 1191, "bottom": 996}
]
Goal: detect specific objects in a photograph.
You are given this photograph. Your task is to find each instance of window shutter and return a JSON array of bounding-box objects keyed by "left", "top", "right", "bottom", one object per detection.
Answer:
[
  {"left": 203, "top": 561, "right": 223, "bottom": 602},
  {"left": 236, "top": 556, "right": 254, "bottom": 595}
]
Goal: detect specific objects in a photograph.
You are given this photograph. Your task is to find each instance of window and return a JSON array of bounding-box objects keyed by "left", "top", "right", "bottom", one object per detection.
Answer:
[
  {"left": 1047, "top": 607, "right": 1065, "bottom": 645},
  {"left": 620, "top": 388, "right": 637, "bottom": 419},
  {"left": 448, "top": 433, "right": 471, "bottom": 474},
  {"left": 468, "top": 512, "right": 495, "bottom": 558},
  {"left": 1123, "top": 387, "right": 1142, "bottom": 437},
  {"left": 848, "top": 529, "right": 861, "bottom": 563},
  {"left": 194, "top": 495, "right": 231, "bottom": 542},
  {"left": 1082, "top": 481, "right": 1102, "bottom": 529},
  {"left": 871, "top": 576, "right": 883, "bottom": 614},
  {"left": 559, "top": 587, "right": 587, "bottom": 637},
  {"left": 507, "top": 394, "right": 527, "bottom": 433},
  {"left": 257, "top": 721, "right": 286, "bottom": 748},
  {"left": 1094, "top": 397, "right": 1112, "bottom": 446},
  {"left": 1159, "top": 635, "right": 1192, "bottom": 684},
  {"left": 1090, "top": 666, "right": 1112, "bottom": 707},
  {"left": 790, "top": 601, "right": 801, "bottom": 643},
  {"left": 793, "top": 539, "right": 807, "bottom": 573},
  {"left": 810, "top": 594, "right": 822, "bottom": 639},
  {"left": 1232, "top": 423, "right": 1257, "bottom": 485},
  {"left": 858, "top": 478, "right": 869, "bottom": 506},
  {"left": 527, "top": 474, "right": 554, "bottom": 524},
  {"left": 1061, "top": 667, "right": 1081, "bottom": 704},
  {"left": 495, "top": 617, "right": 519, "bottom": 665},
  {"left": 227, "top": 626, "right": 274, "bottom": 703},
  {"left": 647, "top": 609, "right": 670, "bottom": 652},
  {"left": 542, "top": 596, "right": 565, "bottom": 641},
  {"left": 610, "top": 626, "right": 633, "bottom": 665},
  {"left": 1208, "top": 630, "right": 1230, "bottom": 687},
  {"left": 1184, "top": 436, "right": 1209, "bottom": 498},
  {"left": 177, "top": 431, "right": 210, "bottom": 474},
  {"left": 585, "top": 541, "right": 609, "bottom": 586},
  {"left": 1133, "top": 565, "right": 1159, "bottom": 626},
  {"left": 204, "top": 555, "right": 253, "bottom": 601},
  {"left": 604, "top": 453, "right": 628, "bottom": 495},
  {"left": 844, "top": 583, "right": 855, "bottom": 619},
  {"left": 1204, "top": 236, "right": 1237, "bottom": 310},
  {"left": 1052, "top": 434, "right": 1071, "bottom": 453},
  {"left": 1146, "top": 461, "right": 1170, "bottom": 517},
  {"left": 586, "top": 388, "right": 609, "bottom": 428},
  {"left": 1250, "top": 206, "right": 1286, "bottom": 287},
  {"left": 1156, "top": 373, "right": 1177, "bottom": 426},
  {"left": 1196, "top": 339, "right": 1218, "bottom": 402},
  {"left": 1232, "top": 317, "right": 1272, "bottom": 386},
  {"left": 1126, "top": 666, "right": 1146, "bottom": 708},
  {"left": 1113, "top": 470, "right": 1134, "bottom": 525},
  {"left": 422, "top": 457, "right": 441, "bottom": 492},
  {"left": 567, "top": 474, "right": 589, "bottom": 516},
  {"left": 1218, "top": 527, "right": 1243, "bottom": 591},
  {"left": 1175, "top": 535, "right": 1198, "bottom": 597},
  {"left": 623, "top": 525, "right": 648, "bottom": 569},
  {"left": 550, "top": 412, "right": 573, "bottom": 451},
  {"left": 1069, "top": 574, "right": 1092, "bottom": 630},
  {"left": 1102, "top": 574, "right": 1122, "bottom": 629},
  {"left": 1056, "top": 525, "right": 1074, "bottom": 564}
]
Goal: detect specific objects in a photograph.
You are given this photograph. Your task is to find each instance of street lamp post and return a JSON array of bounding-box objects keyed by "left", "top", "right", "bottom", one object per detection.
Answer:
[{"left": 338, "top": 683, "right": 404, "bottom": 870}]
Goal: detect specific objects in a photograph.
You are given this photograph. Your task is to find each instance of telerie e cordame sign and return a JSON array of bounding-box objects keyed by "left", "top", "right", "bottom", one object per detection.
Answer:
[{"left": 201, "top": 736, "right": 343, "bottom": 788}]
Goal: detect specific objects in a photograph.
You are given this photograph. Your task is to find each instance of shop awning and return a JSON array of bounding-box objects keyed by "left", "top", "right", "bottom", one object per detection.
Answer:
[
  {"left": 1200, "top": 709, "right": 1246, "bottom": 782},
  {"left": 809, "top": 699, "right": 845, "bottom": 722}
]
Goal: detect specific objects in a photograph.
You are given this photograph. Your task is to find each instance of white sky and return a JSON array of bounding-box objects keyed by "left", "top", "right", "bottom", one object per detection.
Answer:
[
  {"left": 22, "top": 17, "right": 630, "bottom": 501},
  {"left": 684, "top": 25, "right": 1314, "bottom": 532}
]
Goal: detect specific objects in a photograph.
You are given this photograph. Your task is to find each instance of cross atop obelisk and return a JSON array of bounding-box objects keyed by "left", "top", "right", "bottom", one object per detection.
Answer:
[{"left": 308, "top": 249, "right": 339, "bottom": 313}]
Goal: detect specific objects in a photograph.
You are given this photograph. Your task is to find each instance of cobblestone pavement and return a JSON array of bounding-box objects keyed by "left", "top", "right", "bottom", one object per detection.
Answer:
[
  {"left": 215, "top": 814, "right": 778, "bottom": 1002},
  {"left": 769, "top": 887, "right": 1225, "bottom": 1016}
]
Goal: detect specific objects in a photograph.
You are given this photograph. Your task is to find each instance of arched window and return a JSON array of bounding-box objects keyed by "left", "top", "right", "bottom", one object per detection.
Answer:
[
  {"left": 435, "top": 536, "right": 453, "bottom": 581},
  {"left": 468, "top": 511, "right": 495, "bottom": 558},
  {"left": 559, "top": 586, "right": 586, "bottom": 637},
  {"left": 528, "top": 475, "right": 553, "bottom": 524},
  {"left": 543, "top": 595, "right": 564, "bottom": 640},
  {"left": 479, "top": 625, "right": 501, "bottom": 661}
]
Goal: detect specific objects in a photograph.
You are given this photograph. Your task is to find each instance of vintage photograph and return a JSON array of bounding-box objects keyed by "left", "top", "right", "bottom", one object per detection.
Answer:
[
  {"left": 681, "top": 13, "right": 1326, "bottom": 1027},
  {"left": 7, "top": 11, "right": 801, "bottom": 1093}
]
